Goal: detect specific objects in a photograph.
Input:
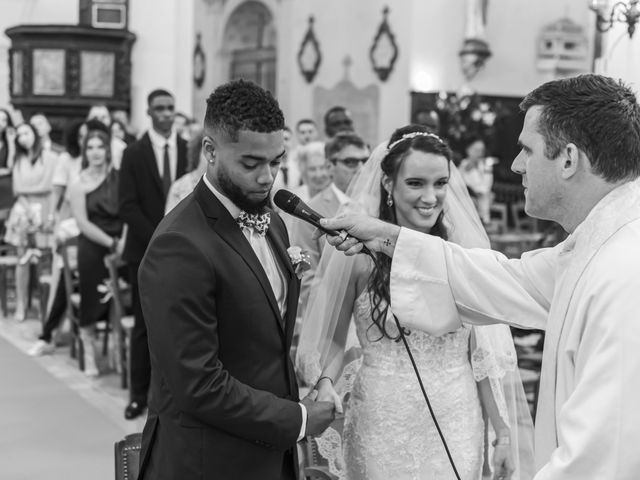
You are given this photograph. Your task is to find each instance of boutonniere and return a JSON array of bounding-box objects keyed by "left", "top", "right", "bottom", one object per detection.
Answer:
[{"left": 287, "top": 246, "right": 311, "bottom": 279}]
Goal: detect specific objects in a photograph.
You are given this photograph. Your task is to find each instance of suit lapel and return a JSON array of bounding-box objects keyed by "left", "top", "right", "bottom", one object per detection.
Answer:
[{"left": 195, "top": 182, "right": 285, "bottom": 337}]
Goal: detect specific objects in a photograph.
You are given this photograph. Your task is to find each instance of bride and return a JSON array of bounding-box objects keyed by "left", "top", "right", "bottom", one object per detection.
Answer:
[{"left": 296, "top": 126, "right": 534, "bottom": 480}]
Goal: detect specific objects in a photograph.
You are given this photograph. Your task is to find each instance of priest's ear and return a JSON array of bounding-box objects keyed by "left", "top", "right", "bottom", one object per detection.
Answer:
[{"left": 559, "top": 142, "right": 584, "bottom": 180}]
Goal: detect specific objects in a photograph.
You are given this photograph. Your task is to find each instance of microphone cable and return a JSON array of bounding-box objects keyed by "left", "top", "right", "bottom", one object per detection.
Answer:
[{"left": 364, "top": 248, "right": 462, "bottom": 480}]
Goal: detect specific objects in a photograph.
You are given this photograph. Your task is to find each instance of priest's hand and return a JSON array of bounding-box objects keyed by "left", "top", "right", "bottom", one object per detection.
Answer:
[{"left": 318, "top": 213, "right": 401, "bottom": 257}]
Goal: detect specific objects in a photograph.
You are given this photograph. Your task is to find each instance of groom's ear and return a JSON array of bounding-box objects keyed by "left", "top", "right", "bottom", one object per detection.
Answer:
[{"left": 203, "top": 135, "right": 216, "bottom": 165}]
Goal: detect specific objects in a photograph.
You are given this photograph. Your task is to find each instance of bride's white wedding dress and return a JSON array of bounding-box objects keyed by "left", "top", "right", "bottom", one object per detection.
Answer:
[{"left": 341, "top": 291, "right": 484, "bottom": 480}]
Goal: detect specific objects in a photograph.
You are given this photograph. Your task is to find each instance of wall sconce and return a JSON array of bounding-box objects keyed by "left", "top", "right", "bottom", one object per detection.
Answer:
[
  {"left": 369, "top": 6, "right": 399, "bottom": 82},
  {"left": 298, "top": 16, "right": 322, "bottom": 83},
  {"left": 589, "top": 0, "right": 640, "bottom": 38},
  {"left": 459, "top": 38, "right": 492, "bottom": 81}
]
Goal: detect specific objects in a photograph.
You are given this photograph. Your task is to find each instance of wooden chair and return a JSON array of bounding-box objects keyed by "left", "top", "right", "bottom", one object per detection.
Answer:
[
  {"left": 114, "top": 432, "right": 142, "bottom": 480},
  {"left": 58, "top": 237, "right": 82, "bottom": 368},
  {"left": 511, "top": 201, "right": 539, "bottom": 232},
  {"left": 104, "top": 252, "right": 134, "bottom": 389},
  {"left": 0, "top": 243, "right": 18, "bottom": 317},
  {"left": 487, "top": 202, "right": 508, "bottom": 234},
  {"left": 32, "top": 246, "right": 54, "bottom": 325}
]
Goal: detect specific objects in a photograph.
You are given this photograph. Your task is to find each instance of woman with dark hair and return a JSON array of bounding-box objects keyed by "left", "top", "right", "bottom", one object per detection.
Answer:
[
  {"left": 28, "top": 119, "right": 87, "bottom": 356},
  {"left": 68, "top": 128, "right": 123, "bottom": 376},
  {"left": 296, "top": 126, "right": 533, "bottom": 479},
  {"left": 459, "top": 136, "right": 496, "bottom": 224},
  {"left": 0, "top": 108, "right": 16, "bottom": 211},
  {"left": 0, "top": 108, "right": 15, "bottom": 171},
  {"left": 4, "top": 122, "right": 58, "bottom": 321},
  {"left": 110, "top": 118, "right": 135, "bottom": 146}
]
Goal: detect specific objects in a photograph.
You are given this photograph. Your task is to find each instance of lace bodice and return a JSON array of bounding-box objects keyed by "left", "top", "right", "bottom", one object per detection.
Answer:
[
  {"left": 322, "top": 291, "right": 485, "bottom": 480},
  {"left": 353, "top": 292, "right": 472, "bottom": 374}
]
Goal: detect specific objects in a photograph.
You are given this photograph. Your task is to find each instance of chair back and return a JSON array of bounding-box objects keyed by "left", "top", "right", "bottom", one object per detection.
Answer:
[
  {"left": 58, "top": 236, "right": 83, "bottom": 367},
  {"left": 488, "top": 202, "right": 508, "bottom": 234},
  {"left": 104, "top": 252, "right": 134, "bottom": 389},
  {"left": 114, "top": 432, "right": 142, "bottom": 480},
  {"left": 511, "top": 202, "right": 538, "bottom": 232}
]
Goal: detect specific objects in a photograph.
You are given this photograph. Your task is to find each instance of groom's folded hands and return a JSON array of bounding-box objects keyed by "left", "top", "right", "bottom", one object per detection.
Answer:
[{"left": 301, "top": 390, "right": 336, "bottom": 437}]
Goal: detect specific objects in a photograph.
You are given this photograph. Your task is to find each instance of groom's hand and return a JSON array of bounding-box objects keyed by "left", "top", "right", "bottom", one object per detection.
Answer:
[{"left": 301, "top": 390, "right": 336, "bottom": 437}]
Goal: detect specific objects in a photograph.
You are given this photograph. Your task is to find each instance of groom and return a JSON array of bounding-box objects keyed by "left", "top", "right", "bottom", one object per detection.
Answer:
[{"left": 137, "top": 79, "right": 336, "bottom": 480}]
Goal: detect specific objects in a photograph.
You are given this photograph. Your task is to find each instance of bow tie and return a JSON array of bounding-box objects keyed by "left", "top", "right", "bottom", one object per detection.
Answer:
[{"left": 236, "top": 211, "right": 271, "bottom": 236}]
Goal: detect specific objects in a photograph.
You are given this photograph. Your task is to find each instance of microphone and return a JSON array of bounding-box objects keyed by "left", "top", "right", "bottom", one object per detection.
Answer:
[{"left": 273, "top": 189, "right": 373, "bottom": 257}]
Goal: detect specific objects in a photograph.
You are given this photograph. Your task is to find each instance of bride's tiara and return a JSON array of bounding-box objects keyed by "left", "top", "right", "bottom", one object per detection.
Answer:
[{"left": 387, "top": 131, "right": 442, "bottom": 151}]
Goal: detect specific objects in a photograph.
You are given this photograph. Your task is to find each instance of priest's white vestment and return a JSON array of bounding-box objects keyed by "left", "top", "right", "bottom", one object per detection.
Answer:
[{"left": 389, "top": 179, "right": 640, "bottom": 479}]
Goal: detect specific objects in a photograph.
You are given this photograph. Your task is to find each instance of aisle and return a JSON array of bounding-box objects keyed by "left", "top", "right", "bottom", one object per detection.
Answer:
[{"left": 0, "top": 334, "right": 131, "bottom": 480}]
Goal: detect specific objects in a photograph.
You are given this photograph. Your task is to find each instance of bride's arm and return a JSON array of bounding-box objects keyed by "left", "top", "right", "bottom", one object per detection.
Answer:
[
  {"left": 315, "top": 255, "right": 369, "bottom": 410},
  {"left": 471, "top": 328, "right": 515, "bottom": 479}
]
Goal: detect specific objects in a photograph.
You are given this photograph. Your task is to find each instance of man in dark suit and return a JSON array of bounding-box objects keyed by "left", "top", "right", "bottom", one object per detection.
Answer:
[
  {"left": 137, "top": 80, "right": 335, "bottom": 480},
  {"left": 118, "top": 89, "right": 187, "bottom": 419}
]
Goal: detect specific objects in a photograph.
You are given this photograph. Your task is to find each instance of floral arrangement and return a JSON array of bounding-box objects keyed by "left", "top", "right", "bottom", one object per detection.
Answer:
[{"left": 435, "top": 88, "right": 498, "bottom": 152}]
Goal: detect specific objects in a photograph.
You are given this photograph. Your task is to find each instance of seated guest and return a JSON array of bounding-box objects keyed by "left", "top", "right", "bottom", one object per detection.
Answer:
[
  {"left": 4, "top": 123, "right": 57, "bottom": 321},
  {"left": 295, "top": 118, "right": 319, "bottom": 146},
  {"left": 459, "top": 136, "right": 495, "bottom": 224},
  {"left": 86, "top": 104, "right": 126, "bottom": 169},
  {"left": 30, "top": 113, "right": 64, "bottom": 154},
  {"left": 291, "top": 132, "right": 368, "bottom": 314},
  {"left": 0, "top": 108, "right": 16, "bottom": 212},
  {"left": 68, "top": 128, "right": 123, "bottom": 376},
  {"left": 28, "top": 119, "right": 92, "bottom": 356},
  {"left": 110, "top": 119, "right": 134, "bottom": 146},
  {"left": 279, "top": 141, "right": 330, "bottom": 233},
  {"left": 292, "top": 141, "right": 330, "bottom": 202},
  {"left": 324, "top": 106, "right": 355, "bottom": 139},
  {"left": 165, "top": 128, "right": 205, "bottom": 214}
]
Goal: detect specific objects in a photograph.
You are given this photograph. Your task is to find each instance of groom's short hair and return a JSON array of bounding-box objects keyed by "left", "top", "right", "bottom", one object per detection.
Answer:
[{"left": 204, "top": 79, "right": 284, "bottom": 141}]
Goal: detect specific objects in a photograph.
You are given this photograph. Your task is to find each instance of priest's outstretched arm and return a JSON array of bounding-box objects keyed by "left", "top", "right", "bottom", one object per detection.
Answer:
[{"left": 320, "top": 214, "right": 554, "bottom": 335}]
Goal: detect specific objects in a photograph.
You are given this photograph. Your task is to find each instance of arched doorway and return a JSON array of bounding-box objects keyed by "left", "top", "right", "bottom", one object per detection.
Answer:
[{"left": 223, "top": 1, "right": 277, "bottom": 94}]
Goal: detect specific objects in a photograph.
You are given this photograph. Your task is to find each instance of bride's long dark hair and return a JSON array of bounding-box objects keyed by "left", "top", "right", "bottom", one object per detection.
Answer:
[{"left": 368, "top": 126, "right": 453, "bottom": 341}]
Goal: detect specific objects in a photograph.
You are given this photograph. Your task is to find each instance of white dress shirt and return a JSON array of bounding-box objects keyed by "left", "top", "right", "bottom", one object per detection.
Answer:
[
  {"left": 203, "top": 175, "right": 307, "bottom": 440},
  {"left": 148, "top": 128, "right": 177, "bottom": 183}
]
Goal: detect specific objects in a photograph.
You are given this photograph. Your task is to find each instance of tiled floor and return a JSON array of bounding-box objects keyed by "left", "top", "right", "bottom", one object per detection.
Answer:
[{"left": 0, "top": 312, "right": 145, "bottom": 480}]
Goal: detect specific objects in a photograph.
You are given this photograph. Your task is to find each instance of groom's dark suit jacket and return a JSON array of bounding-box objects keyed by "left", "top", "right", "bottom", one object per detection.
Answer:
[{"left": 137, "top": 180, "right": 302, "bottom": 480}]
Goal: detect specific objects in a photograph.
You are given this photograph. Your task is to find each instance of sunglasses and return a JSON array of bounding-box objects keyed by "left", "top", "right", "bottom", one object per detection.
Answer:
[{"left": 332, "top": 157, "right": 368, "bottom": 168}]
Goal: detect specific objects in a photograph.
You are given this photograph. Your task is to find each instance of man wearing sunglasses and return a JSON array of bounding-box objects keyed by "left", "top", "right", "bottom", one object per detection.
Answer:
[{"left": 292, "top": 131, "right": 369, "bottom": 315}]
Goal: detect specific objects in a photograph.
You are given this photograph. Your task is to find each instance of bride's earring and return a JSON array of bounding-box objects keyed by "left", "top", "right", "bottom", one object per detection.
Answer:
[{"left": 386, "top": 191, "right": 394, "bottom": 207}]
